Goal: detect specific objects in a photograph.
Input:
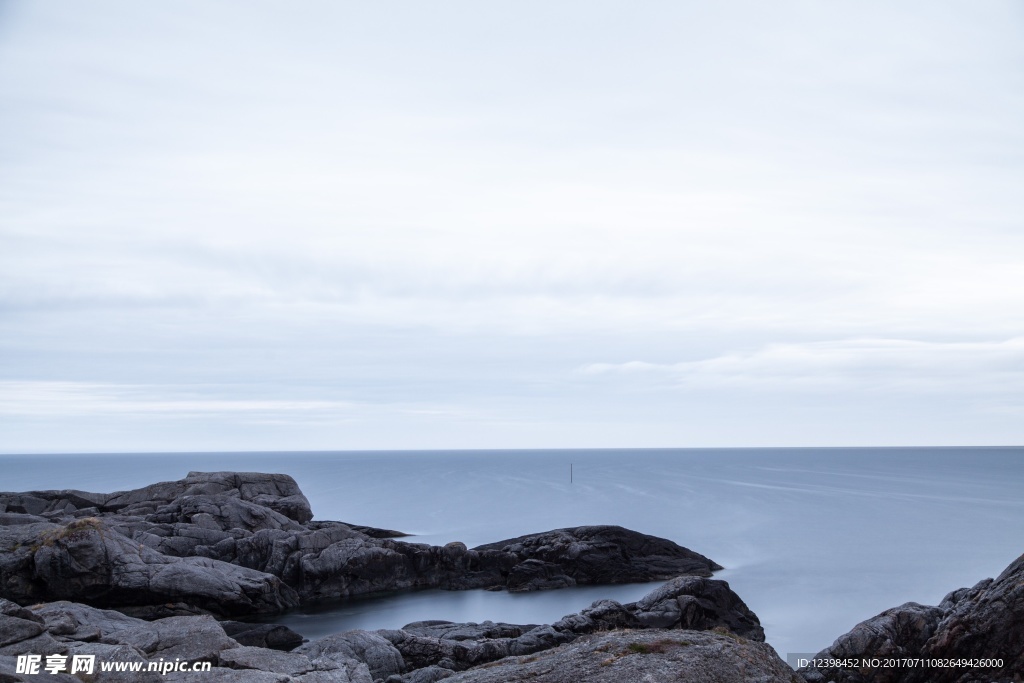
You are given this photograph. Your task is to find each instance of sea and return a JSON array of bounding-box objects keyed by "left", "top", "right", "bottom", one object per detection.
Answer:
[{"left": 2, "top": 447, "right": 1022, "bottom": 660}]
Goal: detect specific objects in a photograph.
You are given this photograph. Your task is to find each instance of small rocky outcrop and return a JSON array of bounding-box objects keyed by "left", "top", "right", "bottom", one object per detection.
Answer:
[
  {"left": 299, "top": 631, "right": 405, "bottom": 681},
  {"left": 800, "top": 552, "right": 1024, "bottom": 683},
  {"left": 475, "top": 526, "right": 722, "bottom": 591},
  {"left": 631, "top": 575, "right": 765, "bottom": 638}
]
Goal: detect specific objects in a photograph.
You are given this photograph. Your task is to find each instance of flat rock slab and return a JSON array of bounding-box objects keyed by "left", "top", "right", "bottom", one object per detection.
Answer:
[{"left": 437, "top": 629, "right": 803, "bottom": 683}]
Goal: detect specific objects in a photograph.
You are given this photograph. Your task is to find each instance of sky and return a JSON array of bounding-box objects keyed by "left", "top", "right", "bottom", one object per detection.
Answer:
[{"left": 1, "top": 1, "right": 1022, "bottom": 452}]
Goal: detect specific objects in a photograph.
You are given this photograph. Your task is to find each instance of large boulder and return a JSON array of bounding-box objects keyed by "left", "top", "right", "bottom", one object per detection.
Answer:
[
  {"left": 0, "top": 518, "right": 297, "bottom": 616},
  {"left": 298, "top": 630, "right": 406, "bottom": 681},
  {"left": 632, "top": 576, "right": 765, "bottom": 639}
]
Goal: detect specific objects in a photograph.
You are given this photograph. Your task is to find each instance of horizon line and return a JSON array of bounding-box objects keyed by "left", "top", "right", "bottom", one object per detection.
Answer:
[{"left": 2, "top": 444, "right": 1022, "bottom": 457}]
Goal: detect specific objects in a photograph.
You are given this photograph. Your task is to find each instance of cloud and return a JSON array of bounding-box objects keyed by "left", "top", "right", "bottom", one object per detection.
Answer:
[
  {"left": 1, "top": 2, "right": 1023, "bottom": 449},
  {"left": 0, "top": 381, "right": 485, "bottom": 430},
  {"left": 581, "top": 337, "right": 1024, "bottom": 393},
  {"left": 0, "top": 381, "right": 355, "bottom": 419}
]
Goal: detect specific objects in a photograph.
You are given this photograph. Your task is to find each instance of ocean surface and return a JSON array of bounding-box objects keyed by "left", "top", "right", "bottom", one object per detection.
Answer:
[{"left": 2, "top": 447, "right": 1022, "bottom": 659}]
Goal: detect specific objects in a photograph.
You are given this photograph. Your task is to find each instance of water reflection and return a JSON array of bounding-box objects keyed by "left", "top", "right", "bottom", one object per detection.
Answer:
[{"left": 249, "top": 583, "right": 664, "bottom": 641}]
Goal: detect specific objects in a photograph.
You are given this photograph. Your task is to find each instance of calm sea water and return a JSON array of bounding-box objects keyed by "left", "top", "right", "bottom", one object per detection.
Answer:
[{"left": 2, "top": 447, "right": 1022, "bottom": 658}]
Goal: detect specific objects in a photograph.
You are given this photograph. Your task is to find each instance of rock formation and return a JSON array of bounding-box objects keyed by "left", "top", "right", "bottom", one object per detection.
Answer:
[
  {"left": 0, "top": 574, "right": 785, "bottom": 682},
  {"left": 0, "top": 472, "right": 721, "bottom": 616},
  {"left": 4, "top": 471, "right": 1022, "bottom": 683}
]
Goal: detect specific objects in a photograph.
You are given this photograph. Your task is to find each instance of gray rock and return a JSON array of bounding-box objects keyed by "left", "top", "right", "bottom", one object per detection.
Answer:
[
  {"left": 508, "top": 625, "right": 575, "bottom": 655},
  {"left": 4, "top": 475, "right": 726, "bottom": 615},
  {"left": 579, "top": 598, "right": 640, "bottom": 630},
  {"left": 0, "top": 655, "right": 79, "bottom": 683},
  {"left": 221, "top": 620, "right": 305, "bottom": 651},
  {"left": 218, "top": 645, "right": 317, "bottom": 675},
  {"left": 123, "top": 615, "right": 239, "bottom": 663},
  {"left": 31, "top": 605, "right": 240, "bottom": 665},
  {"left": 376, "top": 577, "right": 762, "bottom": 674},
  {"left": 0, "top": 513, "right": 48, "bottom": 526},
  {"left": 0, "top": 599, "right": 44, "bottom": 648},
  {"left": 293, "top": 659, "right": 375, "bottom": 683},
  {"left": 113, "top": 602, "right": 213, "bottom": 620},
  {"left": 917, "top": 554, "right": 1024, "bottom": 683},
  {"left": 148, "top": 495, "right": 304, "bottom": 534},
  {"left": 310, "top": 520, "right": 410, "bottom": 539},
  {"left": 0, "top": 599, "right": 43, "bottom": 623},
  {"left": 299, "top": 630, "right": 405, "bottom": 681},
  {"left": 799, "top": 602, "right": 944, "bottom": 683},
  {"left": 2, "top": 470, "right": 786, "bottom": 683},
  {"left": 0, "top": 472, "right": 313, "bottom": 524},
  {"left": 378, "top": 630, "right": 476, "bottom": 671},
  {"left": 0, "top": 632, "right": 67, "bottom": 657},
  {"left": 387, "top": 666, "right": 456, "bottom": 683},
  {"left": 164, "top": 668, "right": 292, "bottom": 683},
  {"left": 0, "top": 494, "right": 62, "bottom": 516},
  {"left": 0, "top": 521, "right": 55, "bottom": 601},
  {"left": 32, "top": 601, "right": 149, "bottom": 644},
  {"left": 398, "top": 621, "right": 529, "bottom": 641},
  {"left": 632, "top": 575, "right": 765, "bottom": 639},
  {"left": 440, "top": 629, "right": 802, "bottom": 683},
  {"left": 474, "top": 525, "right": 722, "bottom": 589},
  {"left": 9, "top": 517, "right": 297, "bottom": 615},
  {"left": 505, "top": 559, "right": 575, "bottom": 592},
  {"left": 64, "top": 641, "right": 161, "bottom": 683}
]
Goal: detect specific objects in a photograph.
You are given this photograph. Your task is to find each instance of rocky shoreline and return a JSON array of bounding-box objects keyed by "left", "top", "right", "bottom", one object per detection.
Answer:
[{"left": 1, "top": 471, "right": 1021, "bottom": 682}]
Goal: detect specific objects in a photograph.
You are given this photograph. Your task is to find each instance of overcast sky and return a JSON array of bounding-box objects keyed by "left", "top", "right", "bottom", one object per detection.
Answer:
[{"left": 1, "top": 1, "right": 1022, "bottom": 452}]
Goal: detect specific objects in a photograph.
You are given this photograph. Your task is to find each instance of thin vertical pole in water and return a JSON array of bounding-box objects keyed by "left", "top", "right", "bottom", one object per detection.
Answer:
[{"left": 570, "top": 463, "right": 573, "bottom": 483}]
